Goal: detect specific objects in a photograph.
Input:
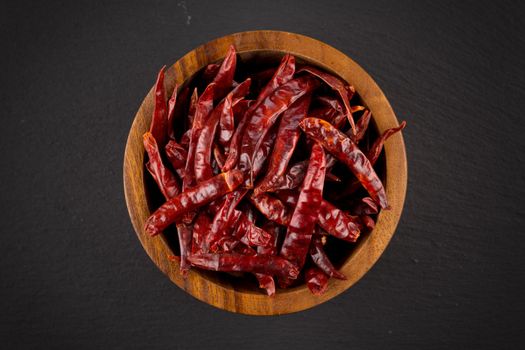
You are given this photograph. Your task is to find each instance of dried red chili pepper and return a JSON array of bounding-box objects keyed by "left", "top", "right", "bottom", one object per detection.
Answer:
[
  {"left": 182, "top": 83, "right": 215, "bottom": 195},
  {"left": 149, "top": 66, "right": 169, "bottom": 147},
  {"left": 211, "top": 45, "right": 237, "bottom": 101},
  {"left": 217, "top": 79, "right": 251, "bottom": 146},
  {"left": 310, "top": 105, "right": 345, "bottom": 130},
  {"left": 234, "top": 213, "right": 272, "bottom": 248},
  {"left": 271, "top": 190, "right": 361, "bottom": 242},
  {"left": 239, "top": 76, "right": 318, "bottom": 187},
  {"left": 232, "top": 99, "right": 254, "bottom": 124},
  {"left": 317, "top": 200, "right": 361, "bottom": 242},
  {"left": 251, "top": 126, "right": 278, "bottom": 177},
  {"left": 336, "top": 121, "right": 406, "bottom": 199},
  {"left": 249, "top": 193, "right": 292, "bottom": 226},
  {"left": 300, "top": 117, "right": 388, "bottom": 209},
  {"left": 305, "top": 267, "right": 329, "bottom": 296},
  {"left": 194, "top": 79, "right": 251, "bottom": 182},
  {"left": 176, "top": 222, "right": 193, "bottom": 275},
  {"left": 181, "top": 88, "right": 199, "bottom": 148},
  {"left": 367, "top": 121, "right": 407, "bottom": 165},
  {"left": 191, "top": 212, "right": 211, "bottom": 254},
  {"left": 144, "top": 169, "right": 244, "bottom": 236},
  {"left": 267, "top": 161, "right": 307, "bottom": 193},
  {"left": 194, "top": 93, "right": 233, "bottom": 182},
  {"left": 258, "top": 221, "right": 280, "bottom": 256},
  {"left": 317, "top": 95, "right": 344, "bottom": 115},
  {"left": 187, "top": 253, "right": 299, "bottom": 280},
  {"left": 254, "top": 93, "right": 312, "bottom": 195},
  {"left": 143, "top": 132, "right": 180, "bottom": 199},
  {"left": 255, "top": 222, "right": 281, "bottom": 296},
  {"left": 310, "top": 232, "right": 346, "bottom": 280},
  {"left": 165, "top": 140, "right": 187, "bottom": 178},
  {"left": 207, "top": 189, "right": 247, "bottom": 248},
  {"left": 223, "top": 54, "right": 296, "bottom": 171},
  {"left": 352, "top": 110, "right": 371, "bottom": 142},
  {"left": 280, "top": 143, "right": 326, "bottom": 276},
  {"left": 166, "top": 84, "right": 179, "bottom": 140},
  {"left": 299, "top": 66, "right": 356, "bottom": 135}
]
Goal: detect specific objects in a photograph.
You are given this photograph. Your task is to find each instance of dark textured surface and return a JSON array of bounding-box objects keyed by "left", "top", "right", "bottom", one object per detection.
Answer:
[{"left": 1, "top": 0, "right": 524, "bottom": 348}]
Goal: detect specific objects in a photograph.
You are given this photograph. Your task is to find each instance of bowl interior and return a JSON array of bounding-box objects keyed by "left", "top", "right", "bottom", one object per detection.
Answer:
[{"left": 143, "top": 50, "right": 386, "bottom": 294}]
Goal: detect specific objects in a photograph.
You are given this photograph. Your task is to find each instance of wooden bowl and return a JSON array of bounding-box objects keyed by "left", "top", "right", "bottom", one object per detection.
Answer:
[{"left": 123, "top": 30, "right": 407, "bottom": 315}]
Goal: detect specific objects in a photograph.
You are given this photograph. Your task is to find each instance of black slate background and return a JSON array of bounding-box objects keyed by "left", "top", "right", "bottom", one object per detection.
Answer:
[{"left": 1, "top": 0, "right": 525, "bottom": 349}]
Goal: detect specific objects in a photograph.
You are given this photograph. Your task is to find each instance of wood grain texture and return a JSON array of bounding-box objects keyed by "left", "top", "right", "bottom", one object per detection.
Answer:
[{"left": 123, "top": 31, "right": 407, "bottom": 315}]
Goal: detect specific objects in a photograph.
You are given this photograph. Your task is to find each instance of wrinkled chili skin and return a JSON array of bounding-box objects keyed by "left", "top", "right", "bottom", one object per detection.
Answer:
[
  {"left": 191, "top": 212, "right": 211, "bottom": 254},
  {"left": 176, "top": 222, "right": 192, "bottom": 275},
  {"left": 251, "top": 127, "right": 277, "bottom": 177},
  {"left": 310, "top": 233, "right": 346, "bottom": 280},
  {"left": 206, "top": 189, "right": 247, "bottom": 248},
  {"left": 249, "top": 193, "right": 292, "bottom": 226},
  {"left": 266, "top": 160, "right": 308, "bottom": 192},
  {"left": 272, "top": 190, "right": 361, "bottom": 242},
  {"left": 143, "top": 132, "right": 180, "bottom": 199},
  {"left": 255, "top": 222, "right": 281, "bottom": 296},
  {"left": 195, "top": 94, "right": 232, "bottom": 182},
  {"left": 280, "top": 143, "right": 326, "bottom": 273},
  {"left": 318, "top": 200, "right": 361, "bottom": 242},
  {"left": 144, "top": 170, "right": 244, "bottom": 236},
  {"left": 187, "top": 253, "right": 299, "bottom": 280},
  {"left": 254, "top": 93, "right": 312, "bottom": 195},
  {"left": 218, "top": 78, "right": 251, "bottom": 146},
  {"left": 234, "top": 214, "right": 272, "bottom": 248},
  {"left": 183, "top": 83, "right": 215, "bottom": 193},
  {"left": 150, "top": 66, "right": 169, "bottom": 147},
  {"left": 315, "top": 96, "right": 346, "bottom": 129},
  {"left": 305, "top": 267, "right": 329, "bottom": 296},
  {"left": 239, "top": 76, "right": 318, "bottom": 187},
  {"left": 300, "top": 117, "right": 388, "bottom": 209},
  {"left": 211, "top": 45, "right": 237, "bottom": 101},
  {"left": 165, "top": 140, "right": 187, "bottom": 179},
  {"left": 194, "top": 80, "right": 252, "bottom": 182},
  {"left": 310, "top": 105, "right": 345, "bottom": 130},
  {"left": 299, "top": 66, "right": 356, "bottom": 135},
  {"left": 223, "top": 54, "right": 296, "bottom": 171}
]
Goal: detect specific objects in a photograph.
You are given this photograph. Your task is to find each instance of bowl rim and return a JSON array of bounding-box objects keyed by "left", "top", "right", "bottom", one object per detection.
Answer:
[{"left": 123, "top": 30, "right": 407, "bottom": 315}]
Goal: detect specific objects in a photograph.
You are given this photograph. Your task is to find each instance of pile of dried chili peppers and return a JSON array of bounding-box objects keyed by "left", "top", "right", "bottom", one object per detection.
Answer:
[{"left": 142, "top": 46, "right": 406, "bottom": 296}]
